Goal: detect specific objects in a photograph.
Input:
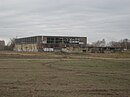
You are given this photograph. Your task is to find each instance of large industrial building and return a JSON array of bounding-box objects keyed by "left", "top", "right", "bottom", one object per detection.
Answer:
[{"left": 14, "top": 36, "right": 87, "bottom": 52}]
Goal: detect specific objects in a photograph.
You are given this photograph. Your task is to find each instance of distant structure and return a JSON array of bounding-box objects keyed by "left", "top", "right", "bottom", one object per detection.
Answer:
[
  {"left": 0, "top": 40, "right": 5, "bottom": 50},
  {"left": 14, "top": 36, "right": 87, "bottom": 52}
]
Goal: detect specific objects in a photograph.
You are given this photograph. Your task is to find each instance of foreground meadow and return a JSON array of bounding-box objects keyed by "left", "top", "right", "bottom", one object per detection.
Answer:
[{"left": 0, "top": 58, "right": 130, "bottom": 97}]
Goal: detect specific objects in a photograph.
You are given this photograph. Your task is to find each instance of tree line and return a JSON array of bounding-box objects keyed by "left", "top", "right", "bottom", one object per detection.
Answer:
[{"left": 89, "top": 38, "right": 130, "bottom": 50}]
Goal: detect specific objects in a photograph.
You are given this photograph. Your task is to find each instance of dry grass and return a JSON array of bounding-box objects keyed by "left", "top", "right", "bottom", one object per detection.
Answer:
[
  {"left": 88, "top": 51, "right": 130, "bottom": 58},
  {"left": 0, "top": 51, "right": 64, "bottom": 59},
  {"left": 0, "top": 59, "right": 130, "bottom": 97},
  {"left": 0, "top": 51, "right": 130, "bottom": 60}
]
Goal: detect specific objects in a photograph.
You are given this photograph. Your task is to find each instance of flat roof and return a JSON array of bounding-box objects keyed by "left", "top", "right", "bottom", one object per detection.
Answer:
[{"left": 15, "top": 35, "right": 87, "bottom": 39}]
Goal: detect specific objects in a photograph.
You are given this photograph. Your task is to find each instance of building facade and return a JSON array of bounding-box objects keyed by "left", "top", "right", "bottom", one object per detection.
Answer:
[
  {"left": 0, "top": 40, "right": 5, "bottom": 50},
  {"left": 14, "top": 36, "right": 87, "bottom": 52}
]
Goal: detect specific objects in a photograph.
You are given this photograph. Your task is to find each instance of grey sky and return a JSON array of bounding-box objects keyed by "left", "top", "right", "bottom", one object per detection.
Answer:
[{"left": 0, "top": 0, "right": 130, "bottom": 44}]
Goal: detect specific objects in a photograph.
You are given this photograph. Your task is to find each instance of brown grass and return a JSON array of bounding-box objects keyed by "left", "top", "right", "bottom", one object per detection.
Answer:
[{"left": 0, "top": 58, "right": 130, "bottom": 97}]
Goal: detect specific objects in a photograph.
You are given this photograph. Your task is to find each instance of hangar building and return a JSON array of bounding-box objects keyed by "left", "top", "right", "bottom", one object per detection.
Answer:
[{"left": 14, "top": 36, "right": 87, "bottom": 52}]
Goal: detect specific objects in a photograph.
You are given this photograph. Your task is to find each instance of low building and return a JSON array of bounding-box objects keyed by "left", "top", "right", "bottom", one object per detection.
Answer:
[
  {"left": 14, "top": 36, "right": 87, "bottom": 52},
  {"left": 0, "top": 40, "right": 5, "bottom": 50}
]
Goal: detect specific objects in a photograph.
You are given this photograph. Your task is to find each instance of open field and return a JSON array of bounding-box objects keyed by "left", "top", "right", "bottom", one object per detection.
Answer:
[{"left": 0, "top": 57, "right": 130, "bottom": 97}]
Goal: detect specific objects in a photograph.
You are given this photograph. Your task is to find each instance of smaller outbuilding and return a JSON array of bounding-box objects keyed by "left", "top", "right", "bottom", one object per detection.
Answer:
[{"left": 0, "top": 40, "right": 5, "bottom": 50}]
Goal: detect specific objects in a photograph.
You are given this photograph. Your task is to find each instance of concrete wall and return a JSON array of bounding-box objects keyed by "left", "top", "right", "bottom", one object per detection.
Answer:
[{"left": 14, "top": 44, "right": 38, "bottom": 52}]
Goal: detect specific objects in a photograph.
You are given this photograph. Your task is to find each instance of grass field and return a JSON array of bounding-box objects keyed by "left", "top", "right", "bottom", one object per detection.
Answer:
[
  {"left": 0, "top": 58, "right": 130, "bottom": 97},
  {"left": 0, "top": 50, "right": 130, "bottom": 59}
]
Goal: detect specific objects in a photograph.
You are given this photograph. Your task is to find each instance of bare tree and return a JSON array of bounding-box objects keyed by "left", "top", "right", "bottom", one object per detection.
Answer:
[
  {"left": 92, "top": 39, "right": 106, "bottom": 47},
  {"left": 7, "top": 38, "right": 15, "bottom": 50},
  {"left": 109, "top": 41, "right": 121, "bottom": 47},
  {"left": 120, "top": 39, "right": 129, "bottom": 50},
  {"left": 109, "top": 38, "right": 130, "bottom": 50}
]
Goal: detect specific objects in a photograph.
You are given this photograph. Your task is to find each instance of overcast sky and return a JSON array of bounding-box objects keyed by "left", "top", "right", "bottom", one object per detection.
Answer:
[{"left": 0, "top": 0, "right": 130, "bottom": 44}]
